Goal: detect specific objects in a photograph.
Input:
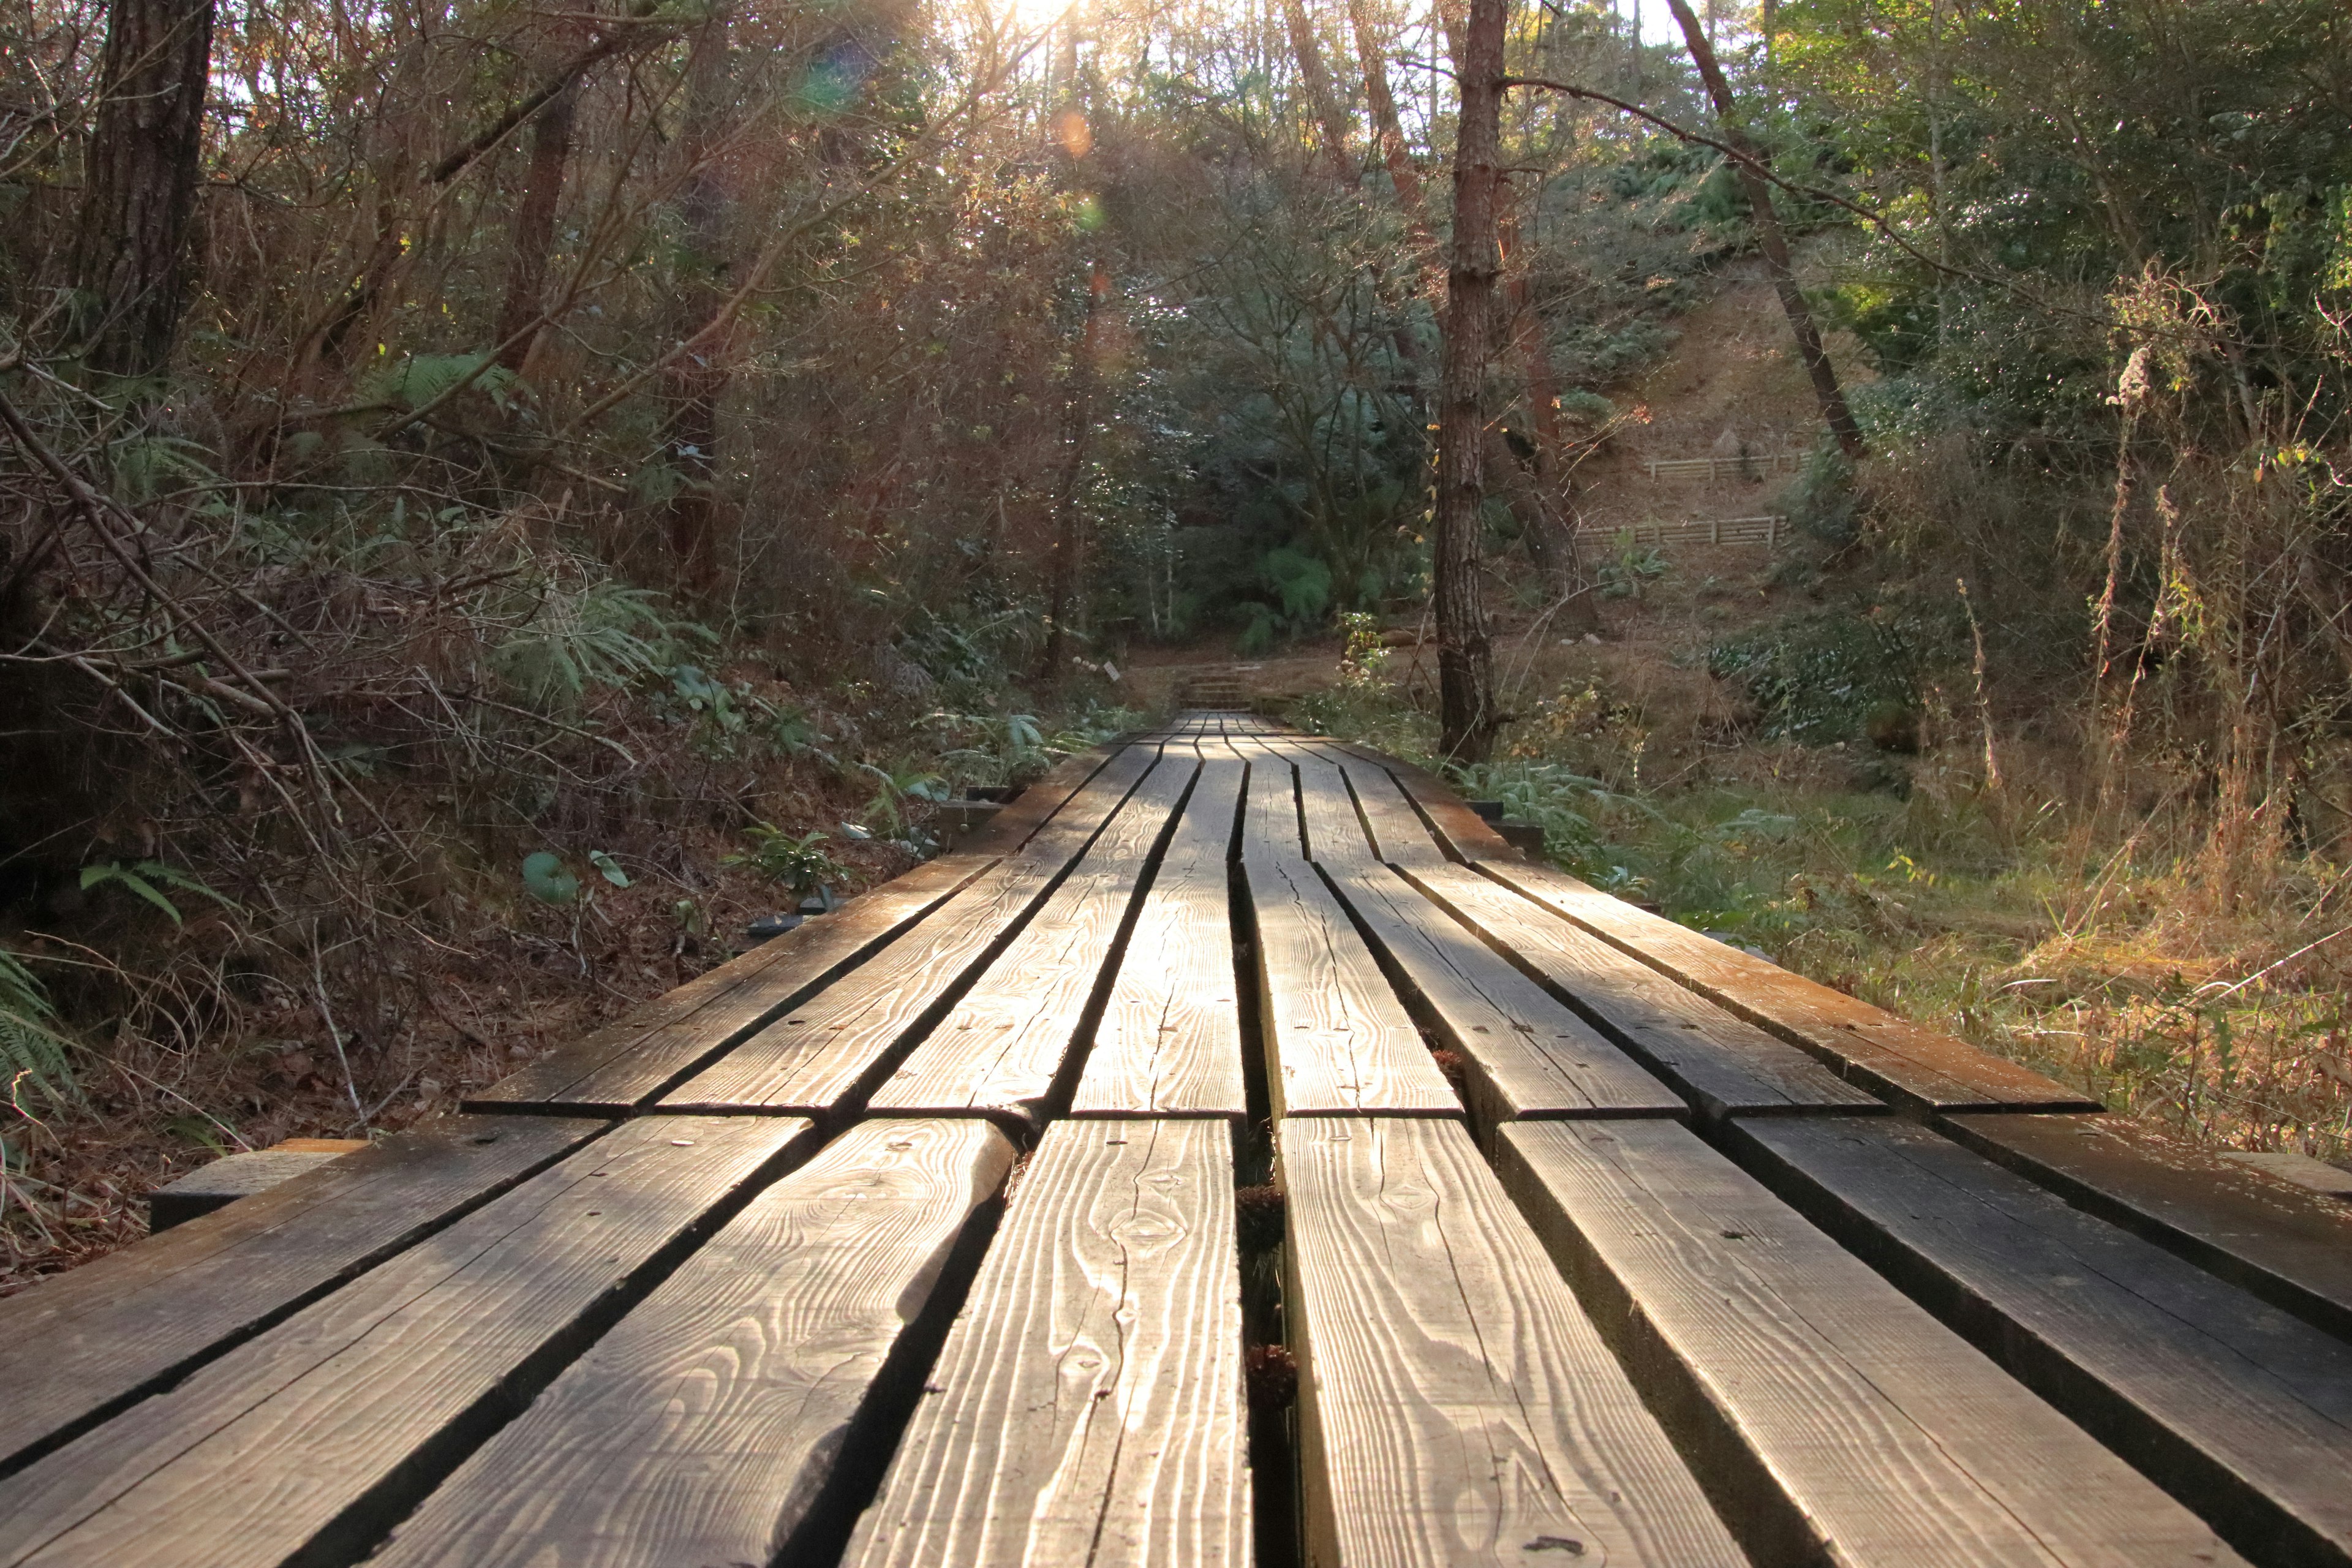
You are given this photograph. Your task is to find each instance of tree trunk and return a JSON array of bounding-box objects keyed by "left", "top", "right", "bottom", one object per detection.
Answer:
[
  {"left": 1662, "top": 0, "right": 1864, "bottom": 458},
  {"left": 1347, "top": 0, "right": 1423, "bottom": 213},
  {"left": 662, "top": 13, "right": 731, "bottom": 592},
  {"left": 1433, "top": 0, "right": 1503, "bottom": 763},
  {"left": 1042, "top": 261, "right": 1109, "bottom": 679},
  {"left": 75, "top": 0, "right": 216, "bottom": 380},
  {"left": 1281, "top": 0, "right": 1355, "bottom": 183},
  {"left": 493, "top": 80, "right": 578, "bottom": 374}
]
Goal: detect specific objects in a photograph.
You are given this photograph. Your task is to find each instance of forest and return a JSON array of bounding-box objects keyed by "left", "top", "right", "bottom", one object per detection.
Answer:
[{"left": 2, "top": 0, "right": 2348, "bottom": 1285}]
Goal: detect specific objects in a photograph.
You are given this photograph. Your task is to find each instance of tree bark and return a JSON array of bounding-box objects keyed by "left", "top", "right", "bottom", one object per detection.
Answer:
[
  {"left": 492, "top": 80, "right": 578, "bottom": 374},
  {"left": 662, "top": 13, "right": 731, "bottom": 592},
  {"left": 1433, "top": 0, "right": 1503, "bottom": 763},
  {"left": 1348, "top": 0, "right": 1426, "bottom": 215},
  {"left": 75, "top": 0, "right": 216, "bottom": 380},
  {"left": 1281, "top": 0, "right": 1356, "bottom": 183},
  {"left": 1662, "top": 0, "right": 1864, "bottom": 458}
]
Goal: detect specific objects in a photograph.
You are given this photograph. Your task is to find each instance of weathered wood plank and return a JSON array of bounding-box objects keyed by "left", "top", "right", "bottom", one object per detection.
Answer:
[
  {"left": 0, "top": 1115, "right": 818, "bottom": 1568},
  {"left": 1502, "top": 1118, "right": 2250, "bottom": 1568},
  {"left": 957, "top": 738, "right": 1124, "bottom": 854},
  {"left": 1294, "top": 755, "right": 1381, "bottom": 871},
  {"left": 846, "top": 1118, "right": 1248, "bottom": 1568},
  {"left": 1245, "top": 853, "right": 1460, "bottom": 1118},
  {"left": 1074, "top": 758, "right": 1248, "bottom": 1118},
  {"left": 1479, "top": 858, "right": 2101, "bottom": 1112},
  {"left": 469, "top": 853, "right": 997, "bottom": 1113},
  {"left": 1321, "top": 862, "right": 1683, "bottom": 1129},
  {"left": 1732, "top": 1115, "right": 2352, "bottom": 1567},
  {"left": 872, "top": 756, "right": 1199, "bottom": 1125},
  {"left": 1238, "top": 747, "right": 1303, "bottom": 858},
  {"left": 1324, "top": 742, "right": 1521, "bottom": 861},
  {"left": 1401, "top": 861, "right": 1882, "bottom": 1119},
  {"left": 657, "top": 747, "right": 1161, "bottom": 1114},
  {"left": 369, "top": 1118, "right": 1014, "bottom": 1568},
  {"left": 0, "top": 1114, "right": 601, "bottom": 1476},
  {"left": 1939, "top": 1111, "right": 2352, "bottom": 1343},
  {"left": 1327, "top": 754, "right": 1452, "bottom": 870},
  {"left": 1280, "top": 1116, "right": 1745, "bottom": 1568}
]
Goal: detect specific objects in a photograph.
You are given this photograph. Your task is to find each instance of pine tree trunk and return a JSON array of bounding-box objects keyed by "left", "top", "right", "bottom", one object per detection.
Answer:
[
  {"left": 1662, "top": 0, "right": 1865, "bottom": 458},
  {"left": 1433, "top": 0, "right": 1504, "bottom": 763},
  {"left": 662, "top": 14, "right": 731, "bottom": 592},
  {"left": 493, "top": 80, "right": 577, "bottom": 374},
  {"left": 1348, "top": 0, "right": 1425, "bottom": 215},
  {"left": 75, "top": 0, "right": 216, "bottom": 380},
  {"left": 1281, "top": 0, "right": 1355, "bottom": 183}
]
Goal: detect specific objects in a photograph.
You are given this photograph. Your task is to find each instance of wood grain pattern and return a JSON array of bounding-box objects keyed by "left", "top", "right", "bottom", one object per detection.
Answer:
[
  {"left": 1245, "top": 853, "right": 1460, "bottom": 1118},
  {"left": 1321, "top": 861, "right": 1681, "bottom": 1128},
  {"left": 369, "top": 1118, "right": 1014, "bottom": 1568},
  {"left": 1501, "top": 1118, "right": 2248, "bottom": 1568},
  {"left": 0, "top": 1115, "right": 818, "bottom": 1568},
  {"left": 1279, "top": 1116, "right": 1745, "bottom": 1568},
  {"left": 873, "top": 757, "right": 1198, "bottom": 1124},
  {"left": 1733, "top": 1116, "right": 2352, "bottom": 1567},
  {"left": 957, "top": 739, "right": 1123, "bottom": 854},
  {"left": 846, "top": 1118, "right": 1248, "bottom": 1568},
  {"left": 0, "top": 1115, "right": 601, "bottom": 1474},
  {"left": 1324, "top": 742, "right": 1520, "bottom": 861},
  {"left": 1328, "top": 756, "right": 1451, "bottom": 870},
  {"left": 1074, "top": 758, "right": 1248, "bottom": 1117},
  {"left": 1401, "top": 861, "right": 1882, "bottom": 1118},
  {"left": 471, "top": 853, "right": 997, "bottom": 1112},
  {"left": 1294, "top": 755, "right": 1381, "bottom": 871},
  {"left": 1479, "top": 857, "right": 2100, "bottom": 1112},
  {"left": 1238, "top": 748, "right": 1303, "bottom": 859},
  {"left": 1939, "top": 1110, "right": 2352, "bottom": 1343},
  {"left": 658, "top": 747, "right": 1162, "bottom": 1114}
]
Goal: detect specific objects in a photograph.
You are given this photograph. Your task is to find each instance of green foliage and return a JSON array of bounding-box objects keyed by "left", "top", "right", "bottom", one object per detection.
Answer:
[
  {"left": 724, "top": 824, "right": 840, "bottom": 895},
  {"left": 1708, "top": 614, "right": 1921, "bottom": 745},
  {"left": 354, "top": 352, "right": 516, "bottom": 414},
  {"left": 520, "top": 851, "right": 580, "bottom": 905},
  {"left": 492, "top": 577, "right": 704, "bottom": 712},
  {"left": 78, "top": 861, "right": 235, "bottom": 925},
  {"left": 1596, "top": 535, "right": 1670, "bottom": 601},
  {"left": 857, "top": 762, "right": 948, "bottom": 835},
  {"left": 0, "top": 951, "right": 75, "bottom": 1107}
]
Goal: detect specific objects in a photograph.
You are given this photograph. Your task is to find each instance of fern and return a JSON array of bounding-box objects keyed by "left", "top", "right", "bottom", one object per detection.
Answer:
[
  {"left": 0, "top": 951, "right": 77, "bottom": 1107},
  {"left": 354, "top": 352, "right": 516, "bottom": 413}
]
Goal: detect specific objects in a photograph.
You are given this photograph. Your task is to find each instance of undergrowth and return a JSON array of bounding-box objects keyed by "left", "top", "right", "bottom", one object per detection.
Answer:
[{"left": 1289, "top": 676, "right": 2352, "bottom": 1165}]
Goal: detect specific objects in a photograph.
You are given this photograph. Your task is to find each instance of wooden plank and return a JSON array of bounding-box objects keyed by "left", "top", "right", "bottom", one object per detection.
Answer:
[
  {"left": 1294, "top": 755, "right": 1381, "bottom": 870},
  {"left": 0, "top": 1115, "right": 819, "bottom": 1568},
  {"left": 871, "top": 756, "right": 1198, "bottom": 1126},
  {"left": 1401, "top": 861, "right": 1882, "bottom": 1119},
  {"left": 1939, "top": 1111, "right": 2352, "bottom": 1343},
  {"left": 0, "top": 1114, "right": 601, "bottom": 1476},
  {"left": 1238, "top": 748, "right": 1303, "bottom": 859},
  {"left": 1327, "top": 755, "right": 1452, "bottom": 870},
  {"left": 1244, "top": 853, "right": 1460, "bottom": 1118},
  {"left": 1324, "top": 742, "right": 1520, "bottom": 862},
  {"left": 657, "top": 747, "right": 1160, "bottom": 1115},
  {"left": 1732, "top": 1115, "right": 2352, "bottom": 1567},
  {"left": 1321, "top": 862, "right": 1682, "bottom": 1129},
  {"left": 957, "top": 738, "right": 1124, "bottom": 854},
  {"left": 1502, "top": 1118, "right": 2250, "bottom": 1568},
  {"left": 1479, "top": 858, "right": 2100, "bottom": 1112},
  {"left": 469, "top": 852, "right": 997, "bottom": 1112},
  {"left": 846, "top": 1118, "right": 1247, "bottom": 1568},
  {"left": 1280, "top": 1116, "right": 1745, "bottom": 1568},
  {"left": 1074, "top": 758, "right": 1248, "bottom": 1118},
  {"left": 369, "top": 1118, "right": 1014, "bottom": 1568}
]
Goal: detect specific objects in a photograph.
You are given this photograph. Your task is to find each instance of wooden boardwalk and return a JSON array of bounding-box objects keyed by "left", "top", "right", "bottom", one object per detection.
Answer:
[{"left": 4, "top": 715, "right": 2350, "bottom": 1567}]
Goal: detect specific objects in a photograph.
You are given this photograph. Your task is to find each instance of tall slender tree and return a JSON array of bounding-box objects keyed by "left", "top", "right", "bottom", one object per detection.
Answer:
[
  {"left": 1661, "top": 0, "right": 1864, "bottom": 458},
  {"left": 662, "top": 12, "right": 733, "bottom": 590},
  {"left": 1433, "top": 0, "right": 1504, "bottom": 761},
  {"left": 75, "top": 0, "right": 216, "bottom": 379}
]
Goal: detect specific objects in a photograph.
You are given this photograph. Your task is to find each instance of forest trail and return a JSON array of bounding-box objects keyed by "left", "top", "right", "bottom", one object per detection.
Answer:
[{"left": 4, "top": 717, "right": 2345, "bottom": 1568}]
